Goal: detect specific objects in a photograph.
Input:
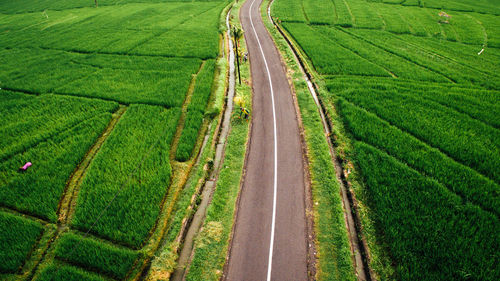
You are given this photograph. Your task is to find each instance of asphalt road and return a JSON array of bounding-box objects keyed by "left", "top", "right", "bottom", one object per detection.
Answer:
[{"left": 224, "top": 0, "right": 308, "bottom": 280}]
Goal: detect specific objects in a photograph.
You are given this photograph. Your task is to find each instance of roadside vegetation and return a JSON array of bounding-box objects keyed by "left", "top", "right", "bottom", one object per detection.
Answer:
[
  {"left": 184, "top": 2, "right": 252, "bottom": 279},
  {"left": 262, "top": 1, "right": 356, "bottom": 280},
  {"left": 271, "top": 0, "right": 499, "bottom": 279},
  {"left": 0, "top": 0, "right": 230, "bottom": 280}
]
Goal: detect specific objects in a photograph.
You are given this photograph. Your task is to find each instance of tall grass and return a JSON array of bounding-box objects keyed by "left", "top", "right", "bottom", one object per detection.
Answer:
[
  {"left": 0, "top": 211, "right": 43, "bottom": 273},
  {"left": 54, "top": 232, "right": 138, "bottom": 279},
  {"left": 72, "top": 105, "right": 181, "bottom": 248},
  {"left": 0, "top": 96, "right": 117, "bottom": 221},
  {"left": 176, "top": 59, "right": 217, "bottom": 161}
]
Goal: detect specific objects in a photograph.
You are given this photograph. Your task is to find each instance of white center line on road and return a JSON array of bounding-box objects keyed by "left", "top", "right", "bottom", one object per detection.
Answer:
[{"left": 248, "top": 0, "right": 278, "bottom": 280}]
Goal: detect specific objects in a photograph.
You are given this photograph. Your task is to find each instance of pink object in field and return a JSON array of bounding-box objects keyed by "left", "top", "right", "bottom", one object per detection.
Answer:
[{"left": 20, "top": 162, "right": 32, "bottom": 171}]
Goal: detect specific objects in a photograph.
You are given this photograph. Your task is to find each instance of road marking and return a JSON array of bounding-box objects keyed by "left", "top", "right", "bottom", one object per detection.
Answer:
[{"left": 248, "top": 0, "right": 278, "bottom": 280}]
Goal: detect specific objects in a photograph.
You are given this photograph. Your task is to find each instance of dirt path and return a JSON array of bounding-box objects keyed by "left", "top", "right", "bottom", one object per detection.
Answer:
[{"left": 224, "top": 0, "right": 309, "bottom": 280}]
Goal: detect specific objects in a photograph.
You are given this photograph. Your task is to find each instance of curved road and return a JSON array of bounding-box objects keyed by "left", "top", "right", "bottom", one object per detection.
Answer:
[{"left": 224, "top": 0, "right": 309, "bottom": 280}]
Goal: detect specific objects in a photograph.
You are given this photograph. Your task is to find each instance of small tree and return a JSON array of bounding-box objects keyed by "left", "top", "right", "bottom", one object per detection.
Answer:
[
  {"left": 95, "top": 0, "right": 98, "bottom": 7},
  {"left": 232, "top": 27, "right": 243, "bottom": 85}
]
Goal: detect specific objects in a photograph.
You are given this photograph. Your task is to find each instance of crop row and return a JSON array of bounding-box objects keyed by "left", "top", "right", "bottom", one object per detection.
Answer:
[
  {"left": 176, "top": 59, "right": 217, "bottom": 161},
  {"left": 281, "top": 22, "right": 390, "bottom": 76},
  {"left": 279, "top": 19, "right": 499, "bottom": 88},
  {"left": 35, "top": 263, "right": 105, "bottom": 281},
  {"left": 419, "top": 0, "right": 500, "bottom": 15},
  {"left": 72, "top": 104, "right": 181, "bottom": 248},
  {"left": 0, "top": 94, "right": 118, "bottom": 221},
  {"left": 345, "top": 29, "right": 500, "bottom": 88},
  {"left": 329, "top": 78, "right": 500, "bottom": 128},
  {"left": 273, "top": 0, "right": 495, "bottom": 45},
  {"left": 0, "top": 93, "right": 118, "bottom": 161},
  {"left": 336, "top": 97, "right": 499, "bottom": 216},
  {"left": 351, "top": 141, "right": 499, "bottom": 280},
  {"left": 312, "top": 24, "right": 449, "bottom": 81},
  {"left": 0, "top": 211, "right": 43, "bottom": 273},
  {"left": 0, "top": 0, "right": 228, "bottom": 14},
  {"left": 329, "top": 83, "right": 500, "bottom": 183},
  {"left": 0, "top": 48, "right": 202, "bottom": 107},
  {"left": 54, "top": 232, "right": 138, "bottom": 279},
  {"left": 0, "top": 2, "right": 223, "bottom": 59}
]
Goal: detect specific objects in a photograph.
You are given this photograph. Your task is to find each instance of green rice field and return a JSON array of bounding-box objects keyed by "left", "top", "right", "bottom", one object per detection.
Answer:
[
  {"left": 272, "top": 0, "right": 499, "bottom": 280},
  {"left": 0, "top": 0, "right": 229, "bottom": 280}
]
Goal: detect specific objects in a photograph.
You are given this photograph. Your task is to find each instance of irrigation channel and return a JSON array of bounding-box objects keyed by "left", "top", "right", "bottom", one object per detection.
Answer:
[
  {"left": 169, "top": 6, "right": 237, "bottom": 280},
  {"left": 266, "top": 0, "right": 372, "bottom": 280}
]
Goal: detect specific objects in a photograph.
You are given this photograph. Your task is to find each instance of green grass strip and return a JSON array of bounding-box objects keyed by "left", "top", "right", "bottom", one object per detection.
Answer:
[
  {"left": 0, "top": 211, "right": 43, "bottom": 273},
  {"left": 35, "top": 263, "right": 106, "bottom": 281},
  {"left": 54, "top": 232, "right": 138, "bottom": 280}
]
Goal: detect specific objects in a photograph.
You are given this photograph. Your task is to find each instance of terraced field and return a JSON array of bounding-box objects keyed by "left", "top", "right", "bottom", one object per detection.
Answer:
[
  {"left": 0, "top": 0, "right": 229, "bottom": 280},
  {"left": 272, "top": 0, "right": 499, "bottom": 280}
]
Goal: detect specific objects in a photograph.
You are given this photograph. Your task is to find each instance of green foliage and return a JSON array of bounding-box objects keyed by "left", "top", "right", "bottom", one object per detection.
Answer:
[
  {"left": 57, "top": 68, "right": 194, "bottom": 107},
  {"left": 272, "top": 0, "right": 497, "bottom": 47},
  {"left": 313, "top": 26, "right": 447, "bottom": 81},
  {"left": 0, "top": 96, "right": 116, "bottom": 221},
  {"left": 35, "top": 263, "right": 106, "bottom": 281},
  {"left": 188, "top": 60, "right": 217, "bottom": 112},
  {"left": 72, "top": 105, "right": 180, "bottom": 248},
  {"left": 302, "top": 0, "right": 335, "bottom": 25},
  {"left": 54, "top": 232, "right": 138, "bottom": 279},
  {"left": 176, "top": 110, "right": 204, "bottom": 162},
  {"left": 337, "top": 98, "right": 500, "bottom": 216},
  {"left": 272, "top": 0, "right": 307, "bottom": 22},
  {"left": 282, "top": 22, "right": 389, "bottom": 76},
  {"left": 0, "top": 95, "right": 118, "bottom": 161},
  {"left": 0, "top": 49, "right": 96, "bottom": 94},
  {"left": 131, "top": 3, "right": 225, "bottom": 59},
  {"left": 352, "top": 142, "right": 499, "bottom": 280},
  {"left": 0, "top": 0, "right": 229, "bottom": 14},
  {"left": 346, "top": 29, "right": 500, "bottom": 88},
  {"left": 176, "top": 60, "right": 217, "bottom": 161},
  {"left": 332, "top": 0, "right": 354, "bottom": 27},
  {"left": 422, "top": 0, "right": 500, "bottom": 15},
  {"left": 333, "top": 85, "right": 500, "bottom": 183},
  {"left": 0, "top": 211, "right": 43, "bottom": 273}
]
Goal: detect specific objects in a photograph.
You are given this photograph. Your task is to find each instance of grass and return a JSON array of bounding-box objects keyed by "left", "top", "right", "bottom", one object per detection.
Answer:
[
  {"left": 184, "top": 2, "right": 252, "bottom": 279},
  {"left": 336, "top": 98, "right": 500, "bottom": 216},
  {"left": 54, "top": 232, "right": 139, "bottom": 279},
  {"left": 352, "top": 141, "right": 499, "bottom": 280},
  {"left": 35, "top": 263, "right": 107, "bottom": 281},
  {"left": 281, "top": 22, "right": 390, "bottom": 76},
  {"left": 72, "top": 105, "right": 181, "bottom": 248},
  {"left": 0, "top": 211, "right": 43, "bottom": 273},
  {"left": 176, "top": 59, "right": 218, "bottom": 161},
  {"left": 0, "top": 95, "right": 117, "bottom": 221},
  {"left": 332, "top": 84, "right": 500, "bottom": 182},
  {"left": 0, "top": 94, "right": 118, "bottom": 161}
]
